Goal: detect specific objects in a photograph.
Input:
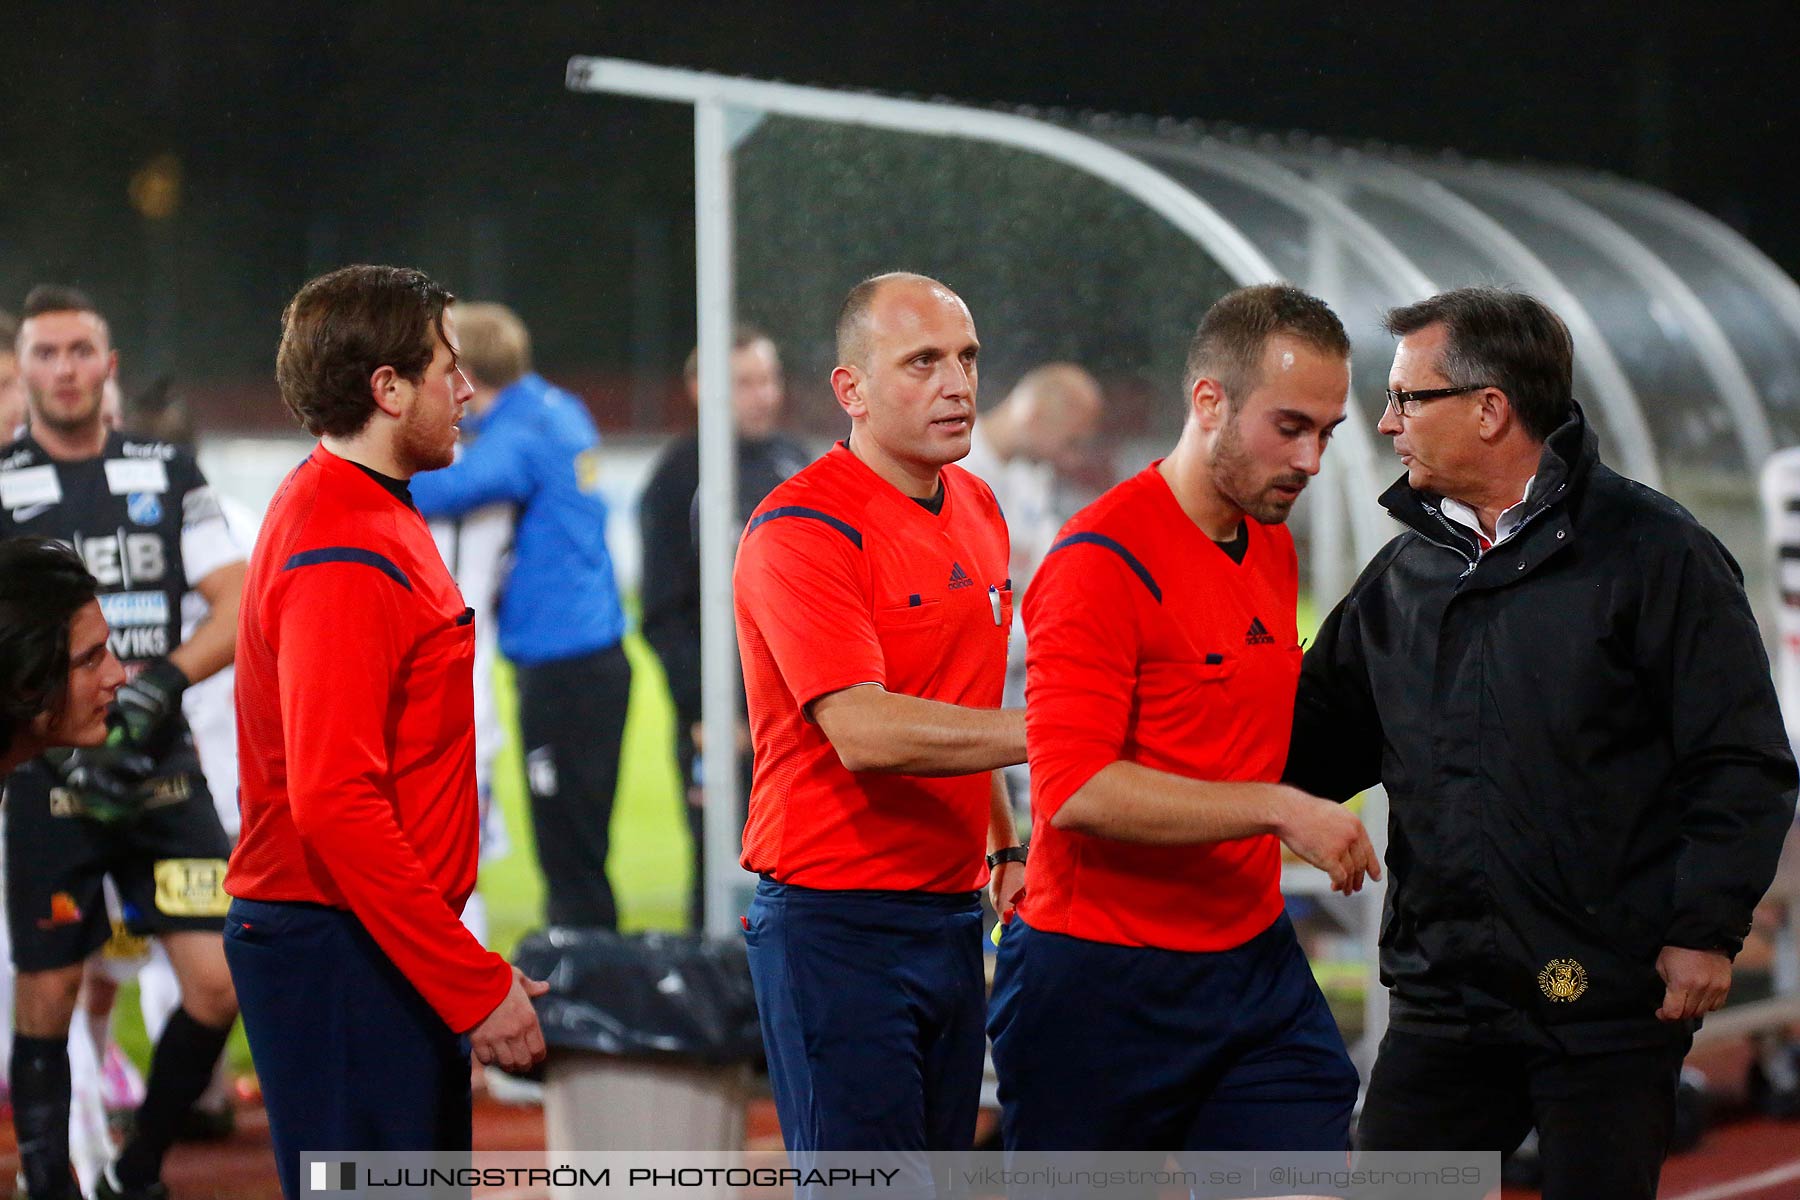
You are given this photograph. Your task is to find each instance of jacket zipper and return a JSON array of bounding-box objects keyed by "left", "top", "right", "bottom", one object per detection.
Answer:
[
  {"left": 1416, "top": 495, "right": 1562, "bottom": 583},
  {"left": 1419, "top": 508, "right": 1478, "bottom": 579}
]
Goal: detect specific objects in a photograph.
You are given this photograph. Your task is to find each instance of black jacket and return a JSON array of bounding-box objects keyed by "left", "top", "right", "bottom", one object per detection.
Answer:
[
  {"left": 638, "top": 430, "right": 812, "bottom": 731},
  {"left": 1287, "top": 405, "right": 1797, "bottom": 1052}
]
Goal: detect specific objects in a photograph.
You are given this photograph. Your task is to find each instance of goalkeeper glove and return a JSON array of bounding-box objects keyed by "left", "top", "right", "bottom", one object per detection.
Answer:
[
  {"left": 42, "top": 737, "right": 159, "bottom": 824},
  {"left": 109, "top": 657, "right": 189, "bottom": 760}
]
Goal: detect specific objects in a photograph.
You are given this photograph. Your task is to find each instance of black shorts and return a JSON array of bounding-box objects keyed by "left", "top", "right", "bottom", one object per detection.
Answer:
[{"left": 3, "top": 760, "right": 232, "bottom": 972}]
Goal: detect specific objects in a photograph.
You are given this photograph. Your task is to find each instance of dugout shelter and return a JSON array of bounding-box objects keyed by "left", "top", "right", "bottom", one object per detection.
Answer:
[{"left": 567, "top": 57, "right": 1800, "bottom": 1070}]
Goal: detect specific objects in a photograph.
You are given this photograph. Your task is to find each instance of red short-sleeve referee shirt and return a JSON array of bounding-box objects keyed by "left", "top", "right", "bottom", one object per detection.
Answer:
[{"left": 734, "top": 442, "right": 1011, "bottom": 893}]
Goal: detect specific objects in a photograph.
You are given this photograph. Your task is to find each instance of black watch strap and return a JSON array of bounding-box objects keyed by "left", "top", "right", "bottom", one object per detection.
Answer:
[{"left": 986, "top": 844, "right": 1028, "bottom": 870}]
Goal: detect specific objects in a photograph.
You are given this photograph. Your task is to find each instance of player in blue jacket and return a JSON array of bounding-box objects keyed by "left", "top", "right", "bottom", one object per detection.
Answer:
[{"left": 410, "top": 302, "right": 630, "bottom": 929}]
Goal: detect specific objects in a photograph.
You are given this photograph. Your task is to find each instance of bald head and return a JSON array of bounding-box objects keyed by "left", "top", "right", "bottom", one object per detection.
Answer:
[
  {"left": 985, "top": 362, "right": 1104, "bottom": 469},
  {"left": 1011, "top": 362, "right": 1100, "bottom": 423},
  {"left": 827, "top": 272, "right": 980, "bottom": 497},
  {"left": 835, "top": 272, "right": 967, "bottom": 369}
]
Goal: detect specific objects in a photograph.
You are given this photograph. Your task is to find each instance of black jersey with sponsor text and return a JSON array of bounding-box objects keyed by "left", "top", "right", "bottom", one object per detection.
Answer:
[{"left": 0, "top": 431, "right": 242, "bottom": 783}]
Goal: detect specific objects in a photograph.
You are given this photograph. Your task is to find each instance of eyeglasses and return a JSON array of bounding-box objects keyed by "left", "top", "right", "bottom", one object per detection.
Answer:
[{"left": 1383, "top": 384, "right": 1493, "bottom": 418}]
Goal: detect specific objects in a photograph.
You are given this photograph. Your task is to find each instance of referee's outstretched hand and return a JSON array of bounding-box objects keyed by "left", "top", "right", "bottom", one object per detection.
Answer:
[
  {"left": 1272, "top": 787, "right": 1382, "bottom": 895},
  {"left": 471, "top": 967, "right": 550, "bottom": 1073}
]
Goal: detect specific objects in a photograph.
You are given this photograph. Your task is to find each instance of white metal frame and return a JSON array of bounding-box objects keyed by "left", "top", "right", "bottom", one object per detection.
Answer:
[
  {"left": 1553, "top": 170, "right": 1800, "bottom": 351},
  {"left": 1553, "top": 169, "right": 1800, "bottom": 441},
  {"left": 690, "top": 99, "right": 743, "bottom": 934}
]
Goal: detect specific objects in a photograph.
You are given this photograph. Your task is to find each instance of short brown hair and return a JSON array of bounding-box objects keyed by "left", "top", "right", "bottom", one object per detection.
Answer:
[
  {"left": 22, "top": 284, "right": 101, "bottom": 322},
  {"left": 453, "top": 302, "right": 531, "bottom": 389},
  {"left": 1384, "top": 288, "right": 1573, "bottom": 443},
  {"left": 18, "top": 285, "right": 110, "bottom": 349},
  {"left": 275, "top": 265, "right": 453, "bottom": 438},
  {"left": 0, "top": 310, "right": 18, "bottom": 351},
  {"left": 1184, "top": 284, "right": 1350, "bottom": 402}
]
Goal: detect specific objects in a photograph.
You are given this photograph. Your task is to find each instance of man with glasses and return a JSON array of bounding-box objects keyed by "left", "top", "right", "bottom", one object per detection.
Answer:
[{"left": 1286, "top": 287, "right": 1796, "bottom": 1198}]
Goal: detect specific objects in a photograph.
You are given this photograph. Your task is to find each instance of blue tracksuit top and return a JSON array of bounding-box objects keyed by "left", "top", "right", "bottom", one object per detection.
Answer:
[{"left": 410, "top": 372, "right": 625, "bottom": 666}]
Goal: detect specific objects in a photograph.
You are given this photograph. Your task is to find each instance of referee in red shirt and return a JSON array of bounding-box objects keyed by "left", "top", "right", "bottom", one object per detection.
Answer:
[
  {"left": 988, "top": 285, "right": 1380, "bottom": 1152},
  {"left": 226, "top": 267, "right": 546, "bottom": 1198},
  {"left": 734, "top": 273, "right": 1026, "bottom": 1155}
]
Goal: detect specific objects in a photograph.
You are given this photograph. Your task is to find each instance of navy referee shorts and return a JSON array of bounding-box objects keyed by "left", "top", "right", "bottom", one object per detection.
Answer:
[
  {"left": 743, "top": 878, "right": 986, "bottom": 1154},
  {"left": 988, "top": 911, "right": 1358, "bottom": 1152},
  {"left": 224, "top": 898, "right": 472, "bottom": 1200}
]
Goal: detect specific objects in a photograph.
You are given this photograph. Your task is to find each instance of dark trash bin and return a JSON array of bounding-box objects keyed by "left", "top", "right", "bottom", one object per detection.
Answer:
[{"left": 511, "top": 928, "right": 762, "bottom": 1154}]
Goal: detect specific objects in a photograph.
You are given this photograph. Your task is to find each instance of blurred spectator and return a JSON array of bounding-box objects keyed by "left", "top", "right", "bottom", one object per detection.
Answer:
[
  {"left": 409, "top": 303, "right": 630, "bottom": 930},
  {"left": 98, "top": 379, "right": 122, "bottom": 432},
  {"left": 639, "top": 327, "right": 810, "bottom": 931},
  {"left": 1762, "top": 446, "right": 1800, "bottom": 750},
  {"left": 1755, "top": 444, "right": 1800, "bottom": 1120},
  {"left": 0, "top": 311, "right": 24, "bottom": 439},
  {"left": 958, "top": 362, "right": 1103, "bottom": 815},
  {"left": 426, "top": 441, "right": 515, "bottom": 947},
  {"left": 960, "top": 362, "right": 1104, "bottom": 593}
]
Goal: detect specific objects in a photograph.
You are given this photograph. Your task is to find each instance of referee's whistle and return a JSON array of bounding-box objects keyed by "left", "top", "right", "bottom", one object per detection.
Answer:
[{"left": 989, "top": 584, "right": 1002, "bottom": 625}]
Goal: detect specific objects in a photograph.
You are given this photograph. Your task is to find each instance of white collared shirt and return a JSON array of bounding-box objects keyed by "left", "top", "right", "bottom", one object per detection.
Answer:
[{"left": 1438, "top": 475, "right": 1535, "bottom": 554}]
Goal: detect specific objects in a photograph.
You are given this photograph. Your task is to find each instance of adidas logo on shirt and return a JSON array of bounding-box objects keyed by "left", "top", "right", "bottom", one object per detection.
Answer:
[
  {"left": 1245, "top": 617, "right": 1275, "bottom": 646},
  {"left": 948, "top": 562, "right": 974, "bottom": 590}
]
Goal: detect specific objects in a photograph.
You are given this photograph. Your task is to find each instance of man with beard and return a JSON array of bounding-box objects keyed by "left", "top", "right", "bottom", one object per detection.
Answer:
[
  {"left": 2, "top": 285, "right": 244, "bottom": 1200},
  {"left": 227, "top": 267, "right": 546, "bottom": 1199},
  {"left": 988, "top": 284, "right": 1377, "bottom": 1153}
]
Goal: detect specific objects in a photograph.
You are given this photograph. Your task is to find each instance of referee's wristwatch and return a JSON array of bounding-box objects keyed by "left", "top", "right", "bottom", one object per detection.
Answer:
[{"left": 986, "top": 844, "right": 1028, "bottom": 870}]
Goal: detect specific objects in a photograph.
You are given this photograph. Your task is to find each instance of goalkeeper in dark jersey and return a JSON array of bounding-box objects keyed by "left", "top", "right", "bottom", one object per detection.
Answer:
[
  {"left": 1, "top": 538, "right": 126, "bottom": 778},
  {"left": 0, "top": 286, "right": 244, "bottom": 1200}
]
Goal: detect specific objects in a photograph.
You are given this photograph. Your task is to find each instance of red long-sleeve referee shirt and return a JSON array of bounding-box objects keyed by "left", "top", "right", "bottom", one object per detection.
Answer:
[
  {"left": 227, "top": 446, "right": 511, "bottom": 1034},
  {"left": 1021, "top": 463, "right": 1299, "bottom": 951}
]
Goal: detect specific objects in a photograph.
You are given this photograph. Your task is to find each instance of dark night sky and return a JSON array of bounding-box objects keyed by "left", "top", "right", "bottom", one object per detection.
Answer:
[{"left": 2, "top": 0, "right": 1795, "bottom": 420}]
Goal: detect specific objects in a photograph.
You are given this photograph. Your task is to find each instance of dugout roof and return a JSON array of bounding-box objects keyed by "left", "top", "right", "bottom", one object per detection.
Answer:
[
  {"left": 569, "top": 58, "right": 1800, "bottom": 938},
  {"left": 571, "top": 57, "right": 1800, "bottom": 602}
]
